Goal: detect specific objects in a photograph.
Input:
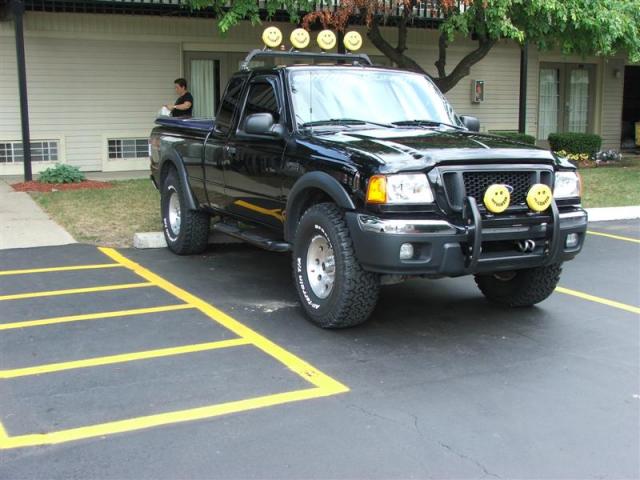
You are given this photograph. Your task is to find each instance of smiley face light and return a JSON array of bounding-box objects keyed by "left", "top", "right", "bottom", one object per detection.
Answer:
[
  {"left": 343, "top": 31, "right": 363, "bottom": 52},
  {"left": 526, "top": 184, "right": 553, "bottom": 212},
  {"left": 483, "top": 184, "right": 511, "bottom": 213},
  {"left": 317, "top": 29, "right": 337, "bottom": 50},
  {"left": 290, "top": 28, "right": 310, "bottom": 49},
  {"left": 262, "top": 26, "right": 283, "bottom": 48}
]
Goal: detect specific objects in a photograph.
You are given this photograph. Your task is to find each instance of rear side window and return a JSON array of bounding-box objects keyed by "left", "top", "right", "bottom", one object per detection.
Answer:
[
  {"left": 242, "top": 82, "right": 280, "bottom": 124},
  {"left": 216, "top": 76, "right": 245, "bottom": 134}
]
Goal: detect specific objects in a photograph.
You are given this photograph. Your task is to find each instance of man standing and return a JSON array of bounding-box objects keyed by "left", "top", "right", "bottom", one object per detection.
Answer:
[{"left": 164, "top": 78, "right": 193, "bottom": 118}]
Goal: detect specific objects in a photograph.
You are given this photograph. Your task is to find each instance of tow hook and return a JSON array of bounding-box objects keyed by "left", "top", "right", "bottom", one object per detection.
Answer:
[{"left": 517, "top": 239, "right": 536, "bottom": 253}]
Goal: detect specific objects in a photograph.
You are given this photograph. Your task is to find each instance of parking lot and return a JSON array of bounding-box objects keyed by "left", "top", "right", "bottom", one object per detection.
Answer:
[{"left": 1, "top": 220, "right": 638, "bottom": 479}]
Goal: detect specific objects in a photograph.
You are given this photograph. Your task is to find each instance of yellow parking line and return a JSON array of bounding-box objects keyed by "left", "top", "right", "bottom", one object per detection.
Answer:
[
  {"left": 0, "top": 282, "right": 154, "bottom": 301},
  {"left": 556, "top": 286, "right": 640, "bottom": 315},
  {"left": 0, "top": 304, "right": 195, "bottom": 331},
  {"left": 587, "top": 230, "right": 640, "bottom": 244},
  {"left": 0, "top": 338, "right": 250, "bottom": 379},
  {"left": 99, "top": 247, "right": 349, "bottom": 394},
  {"left": 0, "top": 387, "right": 335, "bottom": 449},
  {"left": 0, "top": 263, "right": 123, "bottom": 276}
]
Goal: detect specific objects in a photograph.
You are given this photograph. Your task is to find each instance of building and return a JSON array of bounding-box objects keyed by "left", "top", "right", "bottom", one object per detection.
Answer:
[{"left": 0, "top": 0, "right": 637, "bottom": 175}]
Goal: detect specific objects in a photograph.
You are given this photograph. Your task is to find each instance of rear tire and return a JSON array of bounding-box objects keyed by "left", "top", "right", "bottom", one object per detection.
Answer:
[
  {"left": 474, "top": 263, "right": 562, "bottom": 307},
  {"left": 161, "top": 170, "right": 209, "bottom": 255},
  {"left": 292, "top": 203, "right": 379, "bottom": 328}
]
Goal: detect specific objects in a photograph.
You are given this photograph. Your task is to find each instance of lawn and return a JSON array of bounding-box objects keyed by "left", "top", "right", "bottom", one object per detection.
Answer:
[
  {"left": 31, "top": 179, "right": 161, "bottom": 247},
  {"left": 580, "top": 155, "right": 640, "bottom": 208}
]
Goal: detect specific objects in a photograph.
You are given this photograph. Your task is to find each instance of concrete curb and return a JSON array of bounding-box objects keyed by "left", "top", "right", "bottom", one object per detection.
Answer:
[
  {"left": 586, "top": 206, "right": 640, "bottom": 222},
  {"left": 133, "top": 231, "right": 243, "bottom": 249}
]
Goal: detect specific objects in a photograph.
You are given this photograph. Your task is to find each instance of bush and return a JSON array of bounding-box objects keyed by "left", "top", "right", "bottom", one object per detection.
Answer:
[
  {"left": 490, "top": 130, "right": 536, "bottom": 145},
  {"left": 38, "top": 164, "right": 85, "bottom": 184},
  {"left": 548, "top": 132, "right": 602, "bottom": 157}
]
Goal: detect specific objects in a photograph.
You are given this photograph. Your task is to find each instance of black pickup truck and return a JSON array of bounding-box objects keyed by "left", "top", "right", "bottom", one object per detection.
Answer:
[{"left": 150, "top": 50, "right": 587, "bottom": 328}]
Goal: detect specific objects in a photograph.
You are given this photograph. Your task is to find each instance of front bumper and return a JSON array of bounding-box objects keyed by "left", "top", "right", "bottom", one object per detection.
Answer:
[{"left": 346, "top": 201, "right": 588, "bottom": 276}]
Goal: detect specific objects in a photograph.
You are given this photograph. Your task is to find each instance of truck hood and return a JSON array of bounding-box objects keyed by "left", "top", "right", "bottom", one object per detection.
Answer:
[{"left": 307, "top": 127, "right": 556, "bottom": 173}]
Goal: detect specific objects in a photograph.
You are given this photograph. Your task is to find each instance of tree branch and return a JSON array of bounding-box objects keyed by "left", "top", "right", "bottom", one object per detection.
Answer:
[
  {"left": 367, "top": 18, "right": 427, "bottom": 75},
  {"left": 433, "top": 38, "right": 497, "bottom": 93},
  {"left": 435, "top": 30, "right": 448, "bottom": 78}
]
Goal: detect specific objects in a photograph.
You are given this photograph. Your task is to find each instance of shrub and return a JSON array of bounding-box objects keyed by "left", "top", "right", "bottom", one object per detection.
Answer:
[
  {"left": 594, "top": 149, "right": 622, "bottom": 162},
  {"left": 490, "top": 130, "right": 536, "bottom": 145},
  {"left": 548, "top": 132, "right": 602, "bottom": 157},
  {"left": 38, "top": 164, "right": 85, "bottom": 184}
]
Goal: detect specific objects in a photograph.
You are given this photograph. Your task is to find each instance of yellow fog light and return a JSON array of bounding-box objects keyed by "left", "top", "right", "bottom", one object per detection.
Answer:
[
  {"left": 366, "top": 175, "right": 387, "bottom": 204},
  {"left": 526, "top": 184, "right": 553, "bottom": 212},
  {"left": 317, "top": 30, "right": 337, "bottom": 50},
  {"left": 262, "top": 26, "right": 283, "bottom": 48},
  {"left": 290, "top": 28, "right": 310, "bottom": 49},
  {"left": 343, "top": 31, "right": 363, "bottom": 51},
  {"left": 483, "top": 184, "right": 511, "bottom": 213}
]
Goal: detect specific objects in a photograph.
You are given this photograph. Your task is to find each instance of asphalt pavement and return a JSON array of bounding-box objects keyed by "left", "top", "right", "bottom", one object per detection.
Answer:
[{"left": 0, "top": 220, "right": 638, "bottom": 479}]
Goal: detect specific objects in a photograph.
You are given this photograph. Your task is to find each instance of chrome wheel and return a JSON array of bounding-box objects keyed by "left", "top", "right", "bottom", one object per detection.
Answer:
[
  {"left": 306, "top": 234, "right": 336, "bottom": 299},
  {"left": 168, "top": 190, "right": 181, "bottom": 235}
]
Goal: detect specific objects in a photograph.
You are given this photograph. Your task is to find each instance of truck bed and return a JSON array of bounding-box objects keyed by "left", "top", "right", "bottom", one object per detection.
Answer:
[{"left": 155, "top": 117, "right": 214, "bottom": 132}]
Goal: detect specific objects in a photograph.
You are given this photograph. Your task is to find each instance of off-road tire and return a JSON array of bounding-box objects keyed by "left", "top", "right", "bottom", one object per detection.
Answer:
[
  {"left": 474, "top": 263, "right": 563, "bottom": 307},
  {"left": 293, "top": 203, "right": 379, "bottom": 328},
  {"left": 161, "top": 170, "right": 209, "bottom": 255}
]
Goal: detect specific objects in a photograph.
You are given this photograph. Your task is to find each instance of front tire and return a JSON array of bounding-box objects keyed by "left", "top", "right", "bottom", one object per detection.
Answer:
[
  {"left": 474, "top": 263, "right": 562, "bottom": 307},
  {"left": 161, "top": 170, "right": 210, "bottom": 255},
  {"left": 293, "top": 203, "right": 379, "bottom": 328}
]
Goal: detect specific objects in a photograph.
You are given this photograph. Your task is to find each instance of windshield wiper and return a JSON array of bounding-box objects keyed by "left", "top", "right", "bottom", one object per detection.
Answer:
[
  {"left": 301, "top": 118, "right": 395, "bottom": 129},
  {"left": 392, "top": 119, "right": 463, "bottom": 130}
]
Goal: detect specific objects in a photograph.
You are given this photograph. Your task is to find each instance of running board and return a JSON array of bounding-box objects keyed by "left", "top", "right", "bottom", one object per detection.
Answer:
[{"left": 212, "top": 222, "right": 291, "bottom": 252}]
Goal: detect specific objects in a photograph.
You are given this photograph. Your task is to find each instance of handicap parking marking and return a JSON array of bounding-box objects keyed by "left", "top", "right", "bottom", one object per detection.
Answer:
[
  {"left": 555, "top": 286, "right": 640, "bottom": 315},
  {"left": 0, "top": 247, "right": 349, "bottom": 449},
  {"left": 587, "top": 230, "right": 640, "bottom": 244}
]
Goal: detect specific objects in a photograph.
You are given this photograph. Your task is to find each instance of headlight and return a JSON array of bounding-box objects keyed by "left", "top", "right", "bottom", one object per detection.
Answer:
[
  {"left": 554, "top": 171, "right": 581, "bottom": 199},
  {"left": 367, "top": 174, "right": 434, "bottom": 204}
]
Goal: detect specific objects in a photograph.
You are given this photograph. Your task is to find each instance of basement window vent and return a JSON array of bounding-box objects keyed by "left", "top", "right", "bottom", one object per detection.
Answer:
[
  {"left": 0, "top": 140, "right": 58, "bottom": 163},
  {"left": 108, "top": 138, "right": 149, "bottom": 160}
]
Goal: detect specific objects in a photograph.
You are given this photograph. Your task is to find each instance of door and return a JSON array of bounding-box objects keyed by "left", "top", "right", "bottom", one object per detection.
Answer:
[
  {"left": 223, "top": 77, "right": 287, "bottom": 229},
  {"left": 537, "top": 63, "right": 596, "bottom": 142},
  {"left": 183, "top": 52, "right": 222, "bottom": 118}
]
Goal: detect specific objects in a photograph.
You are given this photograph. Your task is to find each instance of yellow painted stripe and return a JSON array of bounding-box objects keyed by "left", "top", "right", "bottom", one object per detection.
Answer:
[
  {"left": 587, "top": 230, "right": 640, "bottom": 244},
  {"left": 0, "top": 282, "right": 153, "bottom": 301},
  {"left": 0, "top": 338, "right": 250, "bottom": 379},
  {"left": 0, "top": 263, "right": 122, "bottom": 276},
  {"left": 0, "top": 304, "right": 194, "bottom": 331},
  {"left": 99, "top": 247, "right": 349, "bottom": 394},
  {"left": 556, "top": 286, "right": 640, "bottom": 315},
  {"left": 0, "top": 387, "right": 334, "bottom": 449},
  {"left": 234, "top": 200, "right": 284, "bottom": 222}
]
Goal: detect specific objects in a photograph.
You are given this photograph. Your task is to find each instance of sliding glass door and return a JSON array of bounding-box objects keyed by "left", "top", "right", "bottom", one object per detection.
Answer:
[{"left": 183, "top": 52, "right": 222, "bottom": 119}]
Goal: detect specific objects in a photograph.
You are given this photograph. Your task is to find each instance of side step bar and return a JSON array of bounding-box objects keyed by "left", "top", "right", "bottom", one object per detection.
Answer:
[{"left": 212, "top": 222, "right": 291, "bottom": 253}]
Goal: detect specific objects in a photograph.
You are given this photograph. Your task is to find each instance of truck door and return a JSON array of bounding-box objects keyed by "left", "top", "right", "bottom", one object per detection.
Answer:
[{"left": 223, "top": 76, "right": 286, "bottom": 230}]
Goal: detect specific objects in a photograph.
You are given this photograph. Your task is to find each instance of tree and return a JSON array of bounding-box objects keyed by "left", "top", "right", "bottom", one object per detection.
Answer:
[{"left": 187, "top": 0, "right": 640, "bottom": 93}]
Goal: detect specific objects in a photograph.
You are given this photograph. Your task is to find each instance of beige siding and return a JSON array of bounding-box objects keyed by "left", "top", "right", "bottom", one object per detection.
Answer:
[{"left": 600, "top": 58, "right": 625, "bottom": 149}]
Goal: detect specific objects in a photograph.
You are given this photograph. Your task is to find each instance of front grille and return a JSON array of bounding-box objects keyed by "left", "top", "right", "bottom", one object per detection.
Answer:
[{"left": 463, "top": 171, "right": 532, "bottom": 207}]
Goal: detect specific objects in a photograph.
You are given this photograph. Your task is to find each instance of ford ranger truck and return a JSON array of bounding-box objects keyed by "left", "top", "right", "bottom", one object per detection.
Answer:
[{"left": 149, "top": 50, "right": 587, "bottom": 329}]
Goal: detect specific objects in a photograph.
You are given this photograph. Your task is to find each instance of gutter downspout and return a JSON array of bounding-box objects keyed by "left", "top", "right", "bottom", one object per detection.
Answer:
[{"left": 518, "top": 42, "right": 528, "bottom": 135}]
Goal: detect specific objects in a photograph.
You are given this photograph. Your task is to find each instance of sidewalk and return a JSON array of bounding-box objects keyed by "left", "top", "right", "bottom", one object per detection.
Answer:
[{"left": 0, "top": 179, "right": 75, "bottom": 250}]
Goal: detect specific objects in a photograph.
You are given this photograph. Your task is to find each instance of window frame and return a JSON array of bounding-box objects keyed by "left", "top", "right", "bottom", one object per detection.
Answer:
[{"left": 236, "top": 77, "right": 283, "bottom": 136}]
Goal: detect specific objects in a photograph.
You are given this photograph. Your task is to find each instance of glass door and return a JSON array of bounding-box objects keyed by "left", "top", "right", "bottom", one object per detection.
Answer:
[{"left": 183, "top": 52, "right": 222, "bottom": 118}]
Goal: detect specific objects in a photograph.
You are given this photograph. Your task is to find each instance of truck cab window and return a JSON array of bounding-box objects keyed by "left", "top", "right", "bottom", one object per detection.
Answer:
[
  {"left": 216, "top": 77, "right": 245, "bottom": 134},
  {"left": 243, "top": 82, "right": 280, "bottom": 125}
]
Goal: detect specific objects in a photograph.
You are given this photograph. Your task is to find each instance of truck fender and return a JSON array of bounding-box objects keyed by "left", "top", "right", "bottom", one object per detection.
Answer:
[
  {"left": 159, "top": 153, "right": 198, "bottom": 211},
  {"left": 285, "top": 171, "right": 356, "bottom": 242}
]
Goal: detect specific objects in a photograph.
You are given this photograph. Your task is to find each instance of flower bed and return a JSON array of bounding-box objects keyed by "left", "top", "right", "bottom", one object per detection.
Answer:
[{"left": 11, "top": 180, "right": 113, "bottom": 192}]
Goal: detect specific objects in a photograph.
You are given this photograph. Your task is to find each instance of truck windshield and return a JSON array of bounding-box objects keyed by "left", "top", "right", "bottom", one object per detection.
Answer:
[{"left": 289, "top": 68, "right": 461, "bottom": 129}]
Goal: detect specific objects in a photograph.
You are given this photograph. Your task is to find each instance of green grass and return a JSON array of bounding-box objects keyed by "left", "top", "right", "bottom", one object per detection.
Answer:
[
  {"left": 580, "top": 155, "right": 640, "bottom": 208},
  {"left": 31, "top": 179, "right": 161, "bottom": 247}
]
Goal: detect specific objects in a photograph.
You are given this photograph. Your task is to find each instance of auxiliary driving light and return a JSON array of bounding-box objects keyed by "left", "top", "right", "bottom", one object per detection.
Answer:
[
  {"left": 565, "top": 233, "right": 580, "bottom": 249},
  {"left": 290, "top": 28, "right": 310, "bottom": 49},
  {"left": 343, "top": 31, "right": 363, "bottom": 52},
  {"left": 262, "top": 26, "right": 283, "bottom": 48},
  {"left": 400, "top": 243, "right": 414, "bottom": 260},
  {"left": 317, "top": 29, "right": 337, "bottom": 50}
]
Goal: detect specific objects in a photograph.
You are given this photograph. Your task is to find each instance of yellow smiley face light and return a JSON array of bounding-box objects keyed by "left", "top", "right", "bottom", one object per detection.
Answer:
[
  {"left": 290, "top": 28, "right": 310, "bottom": 49},
  {"left": 262, "top": 26, "right": 283, "bottom": 48},
  {"left": 317, "top": 29, "right": 337, "bottom": 50},
  {"left": 526, "top": 184, "right": 553, "bottom": 212},
  {"left": 483, "top": 184, "right": 511, "bottom": 213},
  {"left": 343, "top": 31, "right": 363, "bottom": 51}
]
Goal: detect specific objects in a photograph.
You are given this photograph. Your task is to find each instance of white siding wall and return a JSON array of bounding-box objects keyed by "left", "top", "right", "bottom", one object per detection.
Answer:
[{"left": 600, "top": 58, "right": 626, "bottom": 150}]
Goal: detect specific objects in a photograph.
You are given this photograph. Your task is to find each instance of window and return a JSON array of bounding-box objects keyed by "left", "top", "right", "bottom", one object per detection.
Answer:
[
  {"left": 216, "top": 76, "right": 246, "bottom": 134},
  {"left": 0, "top": 140, "right": 58, "bottom": 163},
  {"left": 242, "top": 82, "right": 279, "bottom": 124},
  {"left": 108, "top": 138, "right": 148, "bottom": 160}
]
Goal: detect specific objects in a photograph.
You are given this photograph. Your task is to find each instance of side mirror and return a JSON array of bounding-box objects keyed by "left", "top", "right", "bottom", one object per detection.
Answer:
[
  {"left": 244, "top": 113, "right": 282, "bottom": 137},
  {"left": 460, "top": 115, "right": 480, "bottom": 132}
]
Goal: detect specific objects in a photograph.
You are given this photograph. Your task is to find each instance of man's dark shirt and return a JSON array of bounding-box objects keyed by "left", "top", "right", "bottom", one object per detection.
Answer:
[{"left": 171, "top": 92, "right": 193, "bottom": 117}]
